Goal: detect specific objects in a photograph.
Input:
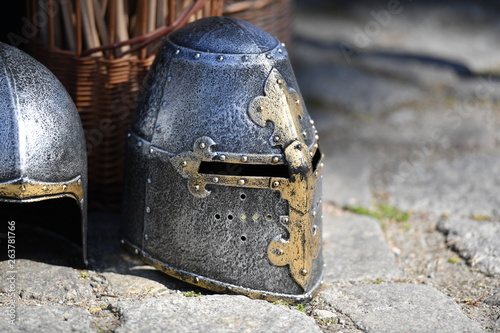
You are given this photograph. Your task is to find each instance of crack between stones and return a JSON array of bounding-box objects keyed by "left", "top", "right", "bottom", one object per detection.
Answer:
[{"left": 330, "top": 306, "right": 366, "bottom": 332}]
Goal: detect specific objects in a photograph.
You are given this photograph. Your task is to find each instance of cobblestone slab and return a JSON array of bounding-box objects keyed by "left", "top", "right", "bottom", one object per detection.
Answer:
[
  {"left": 322, "top": 214, "right": 404, "bottom": 281},
  {"left": 114, "top": 295, "right": 321, "bottom": 333},
  {"left": 391, "top": 154, "right": 500, "bottom": 217},
  {"left": 1, "top": 306, "right": 93, "bottom": 333},
  {"left": 102, "top": 271, "right": 175, "bottom": 298},
  {"left": 438, "top": 218, "right": 500, "bottom": 275},
  {"left": 321, "top": 283, "right": 484, "bottom": 333},
  {"left": 321, "top": 149, "right": 372, "bottom": 207},
  {"left": 484, "top": 291, "right": 500, "bottom": 306},
  {"left": 0, "top": 260, "right": 94, "bottom": 302}
]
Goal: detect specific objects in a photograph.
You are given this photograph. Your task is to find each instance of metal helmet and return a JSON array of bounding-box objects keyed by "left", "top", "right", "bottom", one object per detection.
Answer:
[
  {"left": 122, "top": 17, "right": 324, "bottom": 302},
  {"left": 0, "top": 42, "right": 87, "bottom": 264}
]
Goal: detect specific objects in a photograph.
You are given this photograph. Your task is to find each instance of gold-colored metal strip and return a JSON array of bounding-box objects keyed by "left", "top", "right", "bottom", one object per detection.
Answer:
[
  {"left": 266, "top": 140, "right": 321, "bottom": 290},
  {"left": 169, "top": 138, "right": 322, "bottom": 200},
  {"left": 267, "top": 210, "right": 320, "bottom": 290},
  {"left": 170, "top": 136, "right": 217, "bottom": 198},
  {"left": 248, "top": 69, "right": 321, "bottom": 290},
  {"left": 170, "top": 136, "right": 287, "bottom": 197},
  {"left": 248, "top": 68, "right": 304, "bottom": 148},
  {"left": 201, "top": 174, "right": 270, "bottom": 188},
  {"left": 210, "top": 152, "right": 285, "bottom": 165},
  {"left": 272, "top": 141, "right": 313, "bottom": 214},
  {"left": 0, "top": 176, "right": 84, "bottom": 201}
]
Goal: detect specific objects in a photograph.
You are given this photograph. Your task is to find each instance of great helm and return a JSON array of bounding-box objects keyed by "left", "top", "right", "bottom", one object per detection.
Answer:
[
  {"left": 122, "top": 17, "right": 324, "bottom": 302},
  {"left": 0, "top": 42, "right": 87, "bottom": 264}
]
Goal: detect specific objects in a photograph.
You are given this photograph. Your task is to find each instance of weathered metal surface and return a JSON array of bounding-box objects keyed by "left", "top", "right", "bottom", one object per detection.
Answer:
[
  {"left": 0, "top": 42, "right": 87, "bottom": 264},
  {"left": 122, "top": 17, "right": 323, "bottom": 302}
]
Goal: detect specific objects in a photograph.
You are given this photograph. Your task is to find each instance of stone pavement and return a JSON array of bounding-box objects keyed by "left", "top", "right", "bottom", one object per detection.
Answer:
[{"left": 1, "top": 0, "right": 500, "bottom": 332}]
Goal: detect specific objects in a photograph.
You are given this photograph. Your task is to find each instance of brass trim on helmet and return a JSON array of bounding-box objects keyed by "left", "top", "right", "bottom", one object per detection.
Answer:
[
  {"left": 266, "top": 140, "right": 321, "bottom": 290},
  {"left": 121, "top": 237, "right": 324, "bottom": 304},
  {"left": 0, "top": 176, "right": 84, "bottom": 202},
  {"left": 170, "top": 137, "right": 324, "bottom": 199},
  {"left": 248, "top": 68, "right": 305, "bottom": 148},
  {"left": 207, "top": 151, "right": 287, "bottom": 165}
]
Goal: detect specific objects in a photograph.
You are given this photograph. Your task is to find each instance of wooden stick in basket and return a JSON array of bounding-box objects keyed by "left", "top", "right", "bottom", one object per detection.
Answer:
[
  {"left": 223, "top": 0, "right": 273, "bottom": 15},
  {"left": 156, "top": 0, "right": 166, "bottom": 28},
  {"left": 37, "top": 0, "right": 48, "bottom": 43},
  {"left": 108, "top": 0, "right": 116, "bottom": 44},
  {"left": 203, "top": 0, "right": 210, "bottom": 19},
  {"left": 134, "top": 0, "right": 147, "bottom": 38},
  {"left": 82, "top": 0, "right": 211, "bottom": 57},
  {"left": 138, "top": 0, "right": 148, "bottom": 58},
  {"left": 182, "top": 0, "right": 195, "bottom": 23},
  {"left": 132, "top": 0, "right": 209, "bottom": 56},
  {"left": 168, "top": 0, "right": 175, "bottom": 24},
  {"left": 93, "top": 0, "right": 110, "bottom": 46},
  {"left": 61, "top": 0, "right": 76, "bottom": 51},
  {"left": 147, "top": 0, "right": 157, "bottom": 33},
  {"left": 101, "top": 0, "right": 109, "bottom": 15},
  {"left": 75, "top": 0, "right": 82, "bottom": 54},
  {"left": 115, "top": 0, "right": 130, "bottom": 54},
  {"left": 213, "top": 0, "right": 225, "bottom": 16},
  {"left": 47, "top": 0, "right": 57, "bottom": 49},
  {"left": 146, "top": 0, "right": 159, "bottom": 57},
  {"left": 129, "top": 0, "right": 137, "bottom": 39},
  {"left": 80, "top": 0, "right": 92, "bottom": 49},
  {"left": 81, "top": 0, "right": 102, "bottom": 52},
  {"left": 89, "top": 0, "right": 102, "bottom": 48}
]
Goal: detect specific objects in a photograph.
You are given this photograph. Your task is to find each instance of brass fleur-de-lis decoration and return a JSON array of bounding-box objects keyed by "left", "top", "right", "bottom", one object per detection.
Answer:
[{"left": 249, "top": 68, "right": 321, "bottom": 290}]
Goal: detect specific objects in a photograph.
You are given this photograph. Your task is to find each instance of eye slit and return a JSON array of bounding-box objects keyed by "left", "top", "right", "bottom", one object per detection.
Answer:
[
  {"left": 214, "top": 214, "right": 221, "bottom": 220},
  {"left": 198, "top": 161, "right": 289, "bottom": 178},
  {"left": 228, "top": 215, "right": 234, "bottom": 220}
]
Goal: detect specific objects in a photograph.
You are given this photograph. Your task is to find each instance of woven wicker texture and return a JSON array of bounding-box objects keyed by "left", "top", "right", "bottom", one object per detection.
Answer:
[{"left": 223, "top": 0, "right": 292, "bottom": 44}]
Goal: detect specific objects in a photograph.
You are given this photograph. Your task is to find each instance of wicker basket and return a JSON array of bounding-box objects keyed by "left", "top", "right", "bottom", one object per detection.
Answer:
[
  {"left": 223, "top": 0, "right": 293, "bottom": 45},
  {"left": 28, "top": 0, "right": 223, "bottom": 211}
]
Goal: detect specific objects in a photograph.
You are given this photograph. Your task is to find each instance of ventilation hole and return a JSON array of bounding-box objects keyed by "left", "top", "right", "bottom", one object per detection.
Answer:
[
  {"left": 241, "top": 235, "right": 247, "bottom": 241},
  {"left": 228, "top": 215, "right": 233, "bottom": 220},
  {"left": 199, "top": 161, "right": 289, "bottom": 177},
  {"left": 253, "top": 215, "right": 260, "bottom": 221},
  {"left": 240, "top": 193, "right": 246, "bottom": 200},
  {"left": 266, "top": 215, "right": 272, "bottom": 221},
  {"left": 240, "top": 215, "right": 247, "bottom": 221},
  {"left": 214, "top": 214, "right": 221, "bottom": 220},
  {"left": 312, "top": 148, "right": 322, "bottom": 171}
]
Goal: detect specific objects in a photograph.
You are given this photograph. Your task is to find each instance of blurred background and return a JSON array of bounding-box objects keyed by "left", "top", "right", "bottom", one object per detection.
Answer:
[
  {"left": 1, "top": 3, "right": 499, "bottom": 331},
  {"left": 2, "top": 0, "right": 500, "bottom": 212}
]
